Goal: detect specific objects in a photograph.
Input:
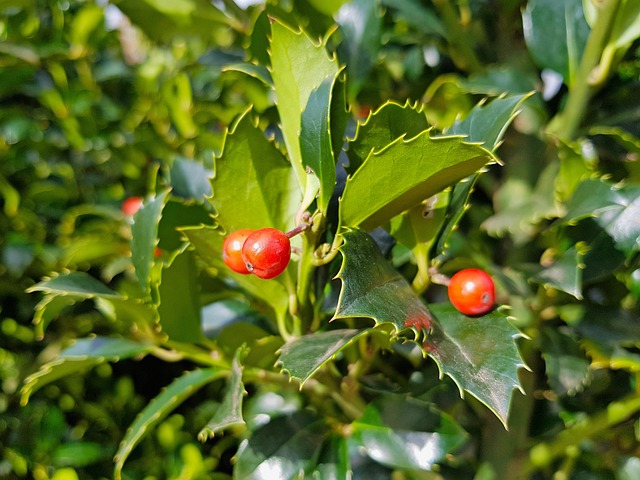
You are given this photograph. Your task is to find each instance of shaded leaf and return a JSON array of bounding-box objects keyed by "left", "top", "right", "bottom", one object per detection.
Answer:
[
  {"left": 390, "top": 194, "right": 448, "bottom": 251},
  {"left": 269, "top": 19, "right": 340, "bottom": 187},
  {"left": 222, "top": 62, "right": 273, "bottom": 86},
  {"left": 425, "top": 304, "right": 525, "bottom": 427},
  {"left": 233, "top": 411, "right": 327, "bottom": 480},
  {"left": 352, "top": 395, "right": 468, "bottom": 470},
  {"left": 198, "top": 350, "right": 246, "bottom": 441},
  {"left": 114, "top": 368, "right": 226, "bottom": 480},
  {"left": 21, "top": 337, "right": 153, "bottom": 405},
  {"left": 540, "top": 328, "right": 590, "bottom": 395},
  {"left": 209, "top": 110, "right": 300, "bottom": 234},
  {"left": 314, "top": 435, "right": 350, "bottom": 480},
  {"left": 27, "top": 271, "right": 122, "bottom": 299},
  {"left": 531, "top": 244, "right": 587, "bottom": 299},
  {"left": 433, "top": 178, "right": 476, "bottom": 257},
  {"left": 381, "top": 0, "right": 447, "bottom": 38},
  {"left": 339, "top": 133, "right": 496, "bottom": 231},
  {"left": 278, "top": 329, "right": 368, "bottom": 384},
  {"left": 32, "top": 295, "right": 80, "bottom": 338},
  {"left": 170, "top": 157, "right": 213, "bottom": 201},
  {"left": 333, "top": 229, "right": 434, "bottom": 335},
  {"left": 346, "top": 101, "right": 430, "bottom": 175}
]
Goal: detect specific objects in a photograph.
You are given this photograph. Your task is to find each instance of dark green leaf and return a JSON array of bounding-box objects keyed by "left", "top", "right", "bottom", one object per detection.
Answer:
[
  {"left": 158, "top": 199, "right": 215, "bottom": 252},
  {"left": 114, "top": 368, "right": 227, "bottom": 480},
  {"left": 346, "top": 101, "right": 430, "bottom": 175},
  {"left": 575, "top": 306, "right": 640, "bottom": 347},
  {"left": 336, "top": 0, "right": 383, "bottom": 100},
  {"left": 269, "top": 19, "right": 340, "bottom": 187},
  {"left": 52, "top": 442, "right": 107, "bottom": 468},
  {"left": 199, "top": 350, "right": 245, "bottom": 441},
  {"left": 233, "top": 411, "right": 327, "bottom": 480},
  {"left": 315, "top": 436, "right": 350, "bottom": 480},
  {"left": 352, "top": 395, "right": 468, "bottom": 470},
  {"left": 522, "top": 0, "right": 590, "bottom": 85},
  {"left": 425, "top": 305, "right": 525, "bottom": 426},
  {"left": 27, "top": 271, "right": 122, "bottom": 299},
  {"left": 131, "top": 190, "right": 170, "bottom": 291},
  {"left": 32, "top": 295, "right": 80, "bottom": 338},
  {"left": 390, "top": 194, "right": 448, "bottom": 251},
  {"left": 278, "top": 329, "right": 368, "bottom": 384},
  {"left": 540, "top": 328, "right": 590, "bottom": 396},
  {"left": 339, "top": 132, "right": 496, "bottom": 231},
  {"left": 209, "top": 110, "right": 300, "bottom": 234},
  {"left": 531, "top": 245, "right": 587, "bottom": 299},
  {"left": 333, "top": 229, "right": 434, "bottom": 335},
  {"left": 433, "top": 178, "right": 476, "bottom": 258},
  {"left": 300, "top": 71, "right": 346, "bottom": 214},
  {"left": 170, "top": 157, "right": 213, "bottom": 201},
  {"left": 222, "top": 63, "right": 273, "bottom": 86},
  {"left": 381, "top": 0, "right": 447, "bottom": 38},
  {"left": 157, "top": 249, "right": 203, "bottom": 343}
]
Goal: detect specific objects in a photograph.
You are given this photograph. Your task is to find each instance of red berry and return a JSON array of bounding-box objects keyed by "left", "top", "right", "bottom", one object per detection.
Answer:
[
  {"left": 448, "top": 268, "right": 495, "bottom": 316},
  {"left": 241, "top": 228, "right": 291, "bottom": 280},
  {"left": 222, "top": 229, "right": 255, "bottom": 275},
  {"left": 122, "top": 196, "right": 144, "bottom": 216}
]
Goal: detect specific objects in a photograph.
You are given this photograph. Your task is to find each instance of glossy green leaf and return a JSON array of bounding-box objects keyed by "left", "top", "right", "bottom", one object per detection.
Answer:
[
  {"left": 21, "top": 337, "right": 153, "bottom": 405},
  {"left": 131, "top": 190, "right": 170, "bottom": 291},
  {"left": 222, "top": 63, "right": 273, "bottom": 86},
  {"left": 180, "top": 226, "right": 289, "bottom": 317},
  {"left": 27, "top": 271, "right": 122, "bottom": 299},
  {"left": 209, "top": 110, "right": 299, "bottom": 234},
  {"left": 157, "top": 249, "right": 203, "bottom": 343},
  {"left": 340, "top": 133, "right": 496, "bottom": 231},
  {"left": 425, "top": 304, "right": 525, "bottom": 427},
  {"left": 198, "top": 350, "right": 246, "bottom": 441},
  {"left": 233, "top": 411, "right": 327, "bottom": 480},
  {"left": 522, "top": 0, "right": 590, "bottom": 85},
  {"left": 300, "top": 71, "right": 347, "bottom": 214},
  {"left": 333, "top": 229, "right": 434, "bottom": 334},
  {"left": 352, "top": 395, "right": 468, "bottom": 470},
  {"left": 346, "top": 101, "right": 430, "bottom": 175},
  {"left": 157, "top": 199, "right": 214, "bottom": 252},
  {"left": 531, "top": 244, "right": 587, "bottom": 299},
  {"left": 563, "top": 179, "right": 640, "bottom": 256},
  {"left": 315, "top": 436, "right": 350, "bottom": 480},
  {"left": 114, "top": 368, "right": 226, "bottom": 480},
  {"left": 278, "top": 329, "right": 368, "bottom": 384},
  {"left": 169, "top": 157, "right": 213, "bottom": 201},
  {"left": 540, "top": 328, "right": 590, "bottom": 395},
  {"left": 574, "top": 306, "right": 640, "bottom": 346},
  {"left": 447, "top": 93, "right": 533, "bottom": 151},
  {"left": 433, "top": 177, "right": 477, "bottom": 257},
  {"left": 336, "top": 0, "right": 383, "bottom": 100},
  {"left": 269, "top": 19, "right": 340, "bottom": 187}
]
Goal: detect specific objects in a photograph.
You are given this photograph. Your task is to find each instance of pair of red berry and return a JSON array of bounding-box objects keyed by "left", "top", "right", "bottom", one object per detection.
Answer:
[{"left": 223, "top": 228, "right": 291, "bottom": 279}]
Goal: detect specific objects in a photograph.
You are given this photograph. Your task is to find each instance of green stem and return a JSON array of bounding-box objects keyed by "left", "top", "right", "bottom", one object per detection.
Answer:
[
  {"left": 546, "top": 0, "right": 620, "bottom": 140},
  {"left": 411, "top": 244, "right": 431, "bottom": 295}
]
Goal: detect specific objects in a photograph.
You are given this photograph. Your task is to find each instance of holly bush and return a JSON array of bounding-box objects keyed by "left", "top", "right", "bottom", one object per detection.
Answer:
[{"left": 3, "top": 0, "right": 640, "bottom": 479}]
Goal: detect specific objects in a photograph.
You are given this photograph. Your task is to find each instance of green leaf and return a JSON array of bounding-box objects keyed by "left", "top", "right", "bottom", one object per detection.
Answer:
[
  {"left": 158, "top": 199, "right": 215, "bottom": 252},
  {"left": 278, "top": 329, "right": 368, "bottom": 384},
  {"left": 390, "top": 194, "right": 448, "bottom": 251},
  {"left": 339, "top": 133, "right": 496, "bottom": 231},
  {"left": 222, "top": 63, "right": 273, "bottom": 86},
  {"left": 425, "top": 305, "right": 525, "bottom": 427},
  {"left": 447, "top": 93, "right": 533, "bottom": 151},
  {"left": 157, "top": 249, "right": 203, "bottom": 343},
  {"left": 346, "top": 101, "right": 430, "bottom": 175},
  {"left": 381, "top": 0, "right": 447, "bottom": 38},
  {"left": 169, "top": 157, "right": 213, "bottom": 201},
  {"left": 32, "top": 295, "right": 80, "bottom": 339},
  {"left": 198, "top": 350, "right": 246, "bottom": 441},
  {"left": 27, "top": 271, "right": 122, "bottom": 299},
  {"left": 300, "top": 71, "right": 347, "bottom": 214},
  {"left": 209, "top": 110, "right": 300, "bottom": 234},
  {"left": 333, "top": 229, "right": 434, "bottom": 334},
  {"left": 114, "top": 368, "right": 226, "bottom": 480},
  {"left": 131, "top": 190, "right": 170, "bottom": 291},
  {"left": 336, "top": 0, "right": 383, "bottom": 100},
  {"left": 522, "top": 0, "right": 590, "bottom": 86},
  {"left": 21, "top": 337, "right": 153, "bottom": 405},
  {"left": 52, "top": 441, "right": 106, "bottom": 468},
  {"left": 589, "top": 126, "right": 640, "bottom": 155},
  {"left": 531, "top": 244, "right": 587, "bottom": 299},
  {"left": 540, "top": 328, "right": 590, "bottom": 396},
  {"left": 180, "top": 226, "right": 289, "bottom": 316},
  {"left": 233, "top": 411, "right": 327, "bottom": 480},
  {"left": 315, "top": 436, "right": 351, "bottom": 480},
  {"left": 563, "top": 179, "right": 640, "bottom": 256},
  {"left": 433, "top": 177, "right": 477, "bottom": 257},
  {"left": 269, "top": 19, "right": 340, "bottom": 188},
  {"left": 352, "top": 395, "right": 468, "bottom": 470}
]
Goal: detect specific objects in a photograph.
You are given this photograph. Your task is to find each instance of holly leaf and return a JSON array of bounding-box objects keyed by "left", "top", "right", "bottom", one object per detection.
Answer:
[
  {"left": 198, "top": 350, "right": 246, "bottom": 441},
  {"left": 209, "top": 110, "right": 300, "bottom": 234},
  {"left": 339, "top": 133, "right": 496, "bottom": 231},
  {"left": 381, "top": 0, "right": 447, "bottom": 38},
  {"left": 233, "top": 411, "right": 327, "bottom": 480},
  {"left": 278, "top": 329, "right": 368, "bottom": 384},
  {"left": 169, "top": 157, "right": 213, "bottom": 201},
  {"left": 346, "top": 101, "right": 430, "bottom": 175},
  {"left": 333, "top": 229, "right": 434, "bottom": 335},
  {"left": 314, "top": 436, "right": 351, "bottom": 480},
  {"left": 540, "top": 328, "right": 590, "bottom": 396},
  {"left": 531, "top": 244, "right": 587, "bottom": 299},
  {"left": 156, "top": 249, "right": 203, "bottom": 343},
  {"left": 269, "top": 19, "right": 340, "bottom": 188},
  {"left": 522, "top": 0, "right": 590, "bottom": 86},
  {"left": 351, "top": 395, "right": 468, "bottom": 470},
  {"left": 21, "top": 336, "right": 153, "bottom": 405},
  {"left": 114, "top": 368, "right": 226, "bottom": 480},
  {"left": 27, "top": 271, "right": 122, "bottom": 299},
  {"left": 425, "top": 304, "right": 526, "bottom": 427},
  {"left": 300, "top": 70, "right": 347, "bottom": 214}
]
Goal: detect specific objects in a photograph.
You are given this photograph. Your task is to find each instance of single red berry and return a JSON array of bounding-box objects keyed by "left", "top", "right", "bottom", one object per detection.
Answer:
[
  {"left": 241, "top": 228, "right": 291, "bottom": 279},
  {"left": 448, "top": 268, "right": 495, "bottom": 316},
  {"left": 122, "top": 196, "right": 144, "bottom": 217},
  {"left": 222, "top": 229, "right": 255, "bottom": 275}
]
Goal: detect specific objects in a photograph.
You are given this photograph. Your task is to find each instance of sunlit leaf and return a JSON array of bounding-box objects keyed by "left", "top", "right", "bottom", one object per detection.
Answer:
[{"left": 27, "top": 271, "right": 122, "bottom": 299}]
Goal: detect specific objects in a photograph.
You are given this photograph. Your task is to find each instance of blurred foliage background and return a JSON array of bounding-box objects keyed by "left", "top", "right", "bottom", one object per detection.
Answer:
[{"left": 1, "top": 0, "right": 639, "bottom": 479}]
